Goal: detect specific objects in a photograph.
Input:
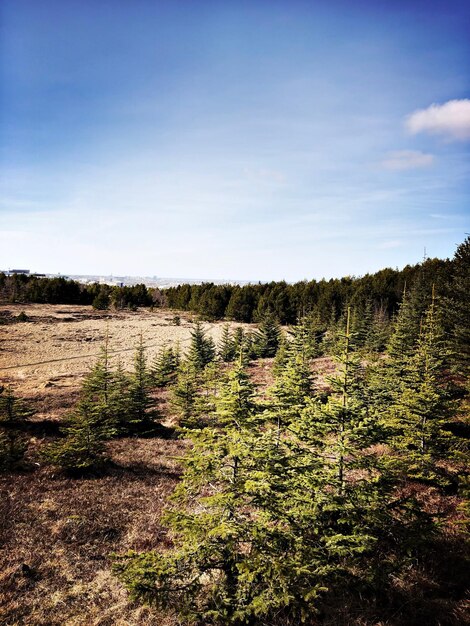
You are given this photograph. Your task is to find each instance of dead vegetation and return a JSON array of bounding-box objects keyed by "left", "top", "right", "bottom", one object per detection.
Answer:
[
  {"left": 0, "top": 304, "right": 248, "bottom": 396},
  {"left": 0, "top": 305, "right": 468, "bottom": 625},
  {"left": 0, "top": 436, "right": 188, "bottom": 625},
  {"left": 1, "top": 435, "right": 468, "bottom": 625}
]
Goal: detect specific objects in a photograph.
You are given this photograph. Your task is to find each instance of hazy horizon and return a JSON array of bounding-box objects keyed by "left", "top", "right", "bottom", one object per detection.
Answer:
[
  {"left": 2, "top": 240, "right": 459, "bottom": 287},
  {"left": 1, "top": 1, "right": 469, "bottom": 281}
]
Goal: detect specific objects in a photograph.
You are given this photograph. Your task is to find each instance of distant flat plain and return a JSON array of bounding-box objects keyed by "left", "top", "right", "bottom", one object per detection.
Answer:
[{"left": 0, "top": 304, "right": 247, "bottom": 397}]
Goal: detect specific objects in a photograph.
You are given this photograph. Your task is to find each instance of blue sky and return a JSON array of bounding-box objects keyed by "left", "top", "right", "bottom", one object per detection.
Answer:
[{"left": 1, "top": 0, "right": 469, "bottom": 281}]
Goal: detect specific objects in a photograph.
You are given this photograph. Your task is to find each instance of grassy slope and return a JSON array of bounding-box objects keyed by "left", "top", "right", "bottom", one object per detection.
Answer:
[{"left": 0, "top": 360, "right": 468, "bottom": 626}]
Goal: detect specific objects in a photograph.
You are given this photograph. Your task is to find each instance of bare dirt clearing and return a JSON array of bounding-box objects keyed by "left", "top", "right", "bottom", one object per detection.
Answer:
[{"left": 0, "top": 304, "right": 247, "bottom": 397}]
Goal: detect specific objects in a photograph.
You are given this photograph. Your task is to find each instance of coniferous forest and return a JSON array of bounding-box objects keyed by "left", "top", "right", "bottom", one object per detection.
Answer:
[
  {"left": 3, "top": 0, "right": 470, "bottom": 622},
  {"left": 0, "top": 247, "right": 452, "bottom": 326},
  {"left": 1, "top": 238, "right": 469, "bottom": 625}
]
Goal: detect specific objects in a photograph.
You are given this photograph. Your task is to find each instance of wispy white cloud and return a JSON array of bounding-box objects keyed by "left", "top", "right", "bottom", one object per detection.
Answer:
[
  {"left": 405, "top": 99, "right": 470, "bottom": 141},
  {"left": 376, "top": 240, "right": 403, "bottom": 249},
  {"left": 381, "top": 150, "right": 435, "bottom": 170},
  {"left": 429, "top": 212, "right": 459, "bottom": 219}
]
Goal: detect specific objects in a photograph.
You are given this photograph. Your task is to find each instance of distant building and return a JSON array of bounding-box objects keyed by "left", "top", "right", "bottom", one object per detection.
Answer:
[{"left": 9, "top": 269, "right": 30, "bottom": 275}]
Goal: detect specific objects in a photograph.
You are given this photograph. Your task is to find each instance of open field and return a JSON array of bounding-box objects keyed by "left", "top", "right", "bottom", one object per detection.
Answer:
[
  {"left": 0, "top": 303, "right": 335, "bottom": 416},
  {"left": 0, "top": 305, "right": 237, "bottom": 624},
  {"left": 0, "top": 305, "right": 337, "bottom": 625},
  {"left": 0, "top": 304, "right": 248, "bottom": 397},
  {"left": 0, "top": 305, "right": 467, "bottom": 625}
]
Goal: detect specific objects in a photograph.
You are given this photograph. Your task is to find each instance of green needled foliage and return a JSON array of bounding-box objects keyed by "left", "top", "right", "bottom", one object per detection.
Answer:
[
  {"left": 114, "top": 359, "right": 329, "bottom": 624},
  {"left": 127, "top": 335, "right": 160, "bottom": 434},
  {"left": 386, "top": 286, "right": 420, "bottom": 369},
  {"left": 216, "top": 357, "right": 258, "bottom": 426},
  {"left": 171, "top": 360, "right": 199, "bottom": 427},
  {"left": 373, "top": 284, "right": 429, "bottom": 413},
  {"left": 111, "top": 298, "right": 468, "bottom": 622},
  {"left": 252, "top": 315, "right": 281, "bottom": 358},
  {"left": 271, "top": 331, "right": 291, "bottom": 376},
  {"left": 192, "top": 361, "right": 223, "bottom": 427},
  {"left": 288, "top": 313, "right": 324, "bottom": 362},
  {"left": 389, "top": 292, "right": 459, "bottom": 483},
  {"left": 112, "top": 358, "right": 133, "bottom": 433},
  {"left": 151, "top": 344, "right": 180, "bottom": 387},
  {"left": 114, "top": 324, "right": 393, "bottom": 624},
  {"left": 295, "top": 308, "right": 381, "bottom": 495},
  {"left": 349, "top": 299, "right": 374, "bottom": 351},
  {"left": 42, "top": 340, "right": 120, "bottom": 471},
  {"left": 92, "top": 287, "right": 110, "bottom": 310},
  {"left": 188, "top": 321, "right": 216, "bottom": 372},
  {"left": 232, "top": 327, "right": 253, "bottom": 366},
  {"left": 446, "top": 235, "right": 470, "bottom": 380},
  {"left": 218, "top": 324, "right": 236, "bottom": 363},
  {"left": 43, "top": 398, "right": 111, "bottom": 471},
  {"left": 0, "top": 385, "right": 32, "bottom": 470},
  {"left": 81, "top": 336, "right": 121, "bottom": 435},
  {"left": 267, "top": 351, "right": 314, "bottom": 447},
  {"left": 364, "top": 305, "right": 391, "bottom": 354},
  {"left": 0, "top": 384, "right": 34, "bottom": 423},
  {"left": 283, "top": 310, "right": 395, "bottom": 600}
]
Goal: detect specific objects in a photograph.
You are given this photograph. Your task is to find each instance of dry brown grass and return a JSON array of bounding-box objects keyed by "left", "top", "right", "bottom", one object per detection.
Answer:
[
  {"left": 2, "top": 428, "right": 467, "bottom": 625},
  {"left": 0, "top": 304, "right": 250, "bottom": 396},
  {"left": 0, "top": 437, "right": 185, "bottom": 626},
  {"left": 1, "top": 306, "right": 468, "bottom": 625}
]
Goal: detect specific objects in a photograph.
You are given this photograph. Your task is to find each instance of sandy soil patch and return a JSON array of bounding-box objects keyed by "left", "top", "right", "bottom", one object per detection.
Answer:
[{"left": 0, "top": 304, "right": 248, "bottom": 396}]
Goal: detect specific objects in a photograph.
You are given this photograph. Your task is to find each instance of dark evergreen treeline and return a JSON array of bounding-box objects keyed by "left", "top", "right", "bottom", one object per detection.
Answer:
[
  {"left": 0, "top": 245, "right": 459, "bottom": 324},
  {"left": 2, "top": 243, "right": 469, "bottom": 623},
  {"left": 163, "top": 256, "right": 451, "bottom": 324},
  {"left": 0, "top": 273, "right": 162, "bottom": 310}
]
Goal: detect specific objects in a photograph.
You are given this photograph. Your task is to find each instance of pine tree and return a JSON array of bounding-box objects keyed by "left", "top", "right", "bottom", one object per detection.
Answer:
[
  {"left": 272, "top": 331, "right": 291, "bottom": 376},
  {"left": 114, "top": 359, "right": 328, "bottom": 623},
  {"left": 364, "top": 305, "right": 391, "bottom": 354},
  {"left": 446, "top": 236, "right": 470, "bottom": 379},
  {"left": 171, "top": 360, "right": 199, "bottom": 426},
  {"left": 92, "top": 287, "right": 110, "bottom": 310},
  {"left": 43, "top": 398, "right": 110, "bottom": 471},
  {"left": 252, "top": 315, "right": 280, "bottom": 358},
  {"left": 114, "top": 334, "right": 393, "bottom": 623},
  {"left": 218, "top": 324, "right": 236, "bottom": 362},
  {"left": 151, "top": 344, "right": 180, "bottom": 387},
  {"left": 301, "top": 309, "right": 378, "bottom": 492},
  {"left": 0, "top": 385, "right": 32, "bottom": 470},
  {"left": 390, "top": 291, "right": 457, "bottom": 482},
  {"left": 375, "top": 285, "right": 428, "bottom": 412},
  {"left": 42, "top": 342, "right": 126, "bottom": 471},
  {"left": 267, "top": 352, "right": 314, "bottom": 445},
  {"left": 232, "top": 327, "right": 252, "bottom": 366},
  {"left": 113, "top": 358, "right": 132, "bottom": 434},
  {"left": 192, "top": 361, "right": 223, "bottom": 427},
  {"left": 127, "top": 335, "right": 160, "bottom": 434},
  {"left": 216, "top": 356, "right": 258, "bottom": 425},
  {"left": 286, "top": 309, "right": 388, "bottom": 587},
  {"left": 0, "top": 385, "right": 33, "bottom": 422},
  {"left": 322, "top": 305, "right": 343, "bottom": 355},
  {"left": 289, "top": 313, "right": 323, "bottom": 362},
  {"left": 350, "top": 299, "right": 374, "bottom": 351},
  {"left": 187, "top": 321, "right": 216, "bottom": 371},
  {"left": 81, "top": 337, "right": 121, "bottom": 435},
  {"left": 387, "top": 285, "right": 421, "bottom": 369}
]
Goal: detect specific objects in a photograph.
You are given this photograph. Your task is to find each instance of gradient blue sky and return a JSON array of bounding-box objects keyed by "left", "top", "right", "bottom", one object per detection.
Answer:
[{"left": 1, "top": 0, "right": 469, "bottom": 281}]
